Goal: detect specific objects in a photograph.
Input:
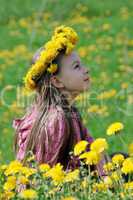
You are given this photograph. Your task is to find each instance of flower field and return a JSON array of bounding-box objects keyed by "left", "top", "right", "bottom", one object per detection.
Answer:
[
  {"left": 0, "top": 0, "right": 133, "bottom": 199},
  {"left": 1, "top": 135, "right": 133, "bottom": 199}
]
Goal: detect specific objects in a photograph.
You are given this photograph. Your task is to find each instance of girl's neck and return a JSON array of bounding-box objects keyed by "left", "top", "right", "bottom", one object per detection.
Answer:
[{"left": 60, "top": 89, "right": 79, "bottom": 108}]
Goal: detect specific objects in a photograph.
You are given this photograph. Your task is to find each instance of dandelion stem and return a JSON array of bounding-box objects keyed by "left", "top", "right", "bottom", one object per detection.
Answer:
[{"left": 118, "top": 134, "right": 127, "bottom": 152}]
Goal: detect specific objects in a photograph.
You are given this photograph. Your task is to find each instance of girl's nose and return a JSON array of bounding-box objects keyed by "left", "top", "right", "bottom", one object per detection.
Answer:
[{"left": 83, "top": 66, "right": 90, "bottom": 74}]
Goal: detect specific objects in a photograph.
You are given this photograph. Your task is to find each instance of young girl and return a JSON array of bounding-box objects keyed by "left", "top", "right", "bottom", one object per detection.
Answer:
[{"left": 12, "top": 25, "right": 107, "bottom": 177}]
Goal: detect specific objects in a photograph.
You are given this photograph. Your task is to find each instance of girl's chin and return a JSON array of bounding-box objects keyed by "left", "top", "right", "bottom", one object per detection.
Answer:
[
  {"left": 80, "top": 87, "right": 90, "bottom": 93},
  {"left": 83, "top": 82, "right": 90, "bottom": 91},
  {"left": 75, "top": 82, "right": 90, "bottom": 93}
]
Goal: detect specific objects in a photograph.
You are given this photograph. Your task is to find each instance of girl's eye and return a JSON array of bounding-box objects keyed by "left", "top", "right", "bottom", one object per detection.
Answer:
[{"left": 74, "top": 64, "right": 80, "bottom": 69}]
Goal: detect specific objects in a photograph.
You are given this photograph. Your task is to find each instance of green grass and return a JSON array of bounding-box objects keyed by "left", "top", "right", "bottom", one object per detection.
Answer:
[{"left": 0, "top": 0, "right": 133, "bottom": 164}]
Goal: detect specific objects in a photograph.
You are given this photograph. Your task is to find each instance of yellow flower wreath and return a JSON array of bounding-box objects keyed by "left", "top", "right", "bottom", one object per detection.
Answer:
[{"left": 23, "top": 25, "right": 79, "bottom": 92}]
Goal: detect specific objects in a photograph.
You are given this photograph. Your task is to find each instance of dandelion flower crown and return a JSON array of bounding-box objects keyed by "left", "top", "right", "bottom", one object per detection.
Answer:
[{"left": 23, "top": 25, "right": 79, "bottom": 92}]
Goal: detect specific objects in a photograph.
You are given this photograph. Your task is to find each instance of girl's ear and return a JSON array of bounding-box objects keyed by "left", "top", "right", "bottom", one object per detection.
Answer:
[{"left": 50, "top": 76, "right": 64, "bottom": 89}]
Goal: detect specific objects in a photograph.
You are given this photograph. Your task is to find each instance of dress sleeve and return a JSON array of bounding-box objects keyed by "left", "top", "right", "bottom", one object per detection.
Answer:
[
  {"left": 35, "top": 107, "right": 70, "bottom": 167},
  {"left": 12, "top": 107, "right": 37, "bottom": 161},
  {"left": 12, "top": 116, "right": 33, "bottom": 161}
]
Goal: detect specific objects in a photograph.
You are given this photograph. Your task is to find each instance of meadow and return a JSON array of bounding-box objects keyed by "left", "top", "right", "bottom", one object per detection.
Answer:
[{"left": 0, "top": 0, "right": 133, "bottom": 199}]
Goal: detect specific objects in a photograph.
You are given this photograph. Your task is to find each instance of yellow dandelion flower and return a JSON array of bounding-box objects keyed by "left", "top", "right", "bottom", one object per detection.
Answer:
[
  {"left": 4, "top": 160, "right": 22, "bottom": 176},
  {"left": 93, "top": 182, "right": 108, "bottom": 192},
  {"left": 121, "top": 158, "right": 133, "bottom": 174},
  {"left": 102, "top": 23, "right": 111, "bottom": 31},
  {"left": 0, "top": 164, "right": 7, "bottom": 171},
  {"left": 97, "top": 89, "right": 116, "bottom": 100},
  {"left": 39, "top": 163, "right": 50, "bottom": 172},
  {"left": 45, "top": 48, "right": 57, "bottom": 62},
  {"left": 44, "top": 163, "right": 65, "bottom": 185},
  {"left": 111, "top": 171, "right": 121, "bottom": 181},
  {"left": 47, "top": 63, "right": 58, "bottom": 73},
  {"left": 106, "top": 122, "right": 124, "bottom": 136},
  {"left": 61, "top": 197, "right": 77, "bottom": 200},
  {"left": 112, "top": 154, "right": 124, "bottom": 166},
  {"left": 128, "top": 143, "right": 133, "bottom": 157},
  {"left": 90, "top": 138, "right": 108, "bottom": 153},
  {"left": 79, "top": 151, "right": 100, "bottom": 165},
  {"left": 1, "top": 191, "right": 15, "bottom": 199},
  {"left": 87, "top": 104, "right": 99, "bottom": 113},
  {"left": 20, "top": 166, "right": 37, "bottom": 178},
  {"left": 19, "top": 189, "right": 38, "bottom": 199},
  {"left": 3, "top": 176, "right": 16, "bottom": 191},
  {"left": 18, "top": 175, "right": 29, "bottom": 184},
  {"left": 74, "top": 140, "right": 88, "bottom": 156},
  {"left": 103, "top": 162, "right": 114, "bottom": 172},
  {"left": 121, "top": 82, "right": 128, "bottom": 89},
  {"left": 63, "top": 169, "right": 79, "bottom": 183},
  {"left": 124, "top": 181, "right": 133, "bottom": 190},
  {"left": 65, "top": 42, "right": 74, "bottom": 55}
]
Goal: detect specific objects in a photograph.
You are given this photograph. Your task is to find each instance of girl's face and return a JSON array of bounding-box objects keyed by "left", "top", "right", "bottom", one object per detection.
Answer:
[{"left": 56, "top": 51, "right": 90, "bottom": 94}]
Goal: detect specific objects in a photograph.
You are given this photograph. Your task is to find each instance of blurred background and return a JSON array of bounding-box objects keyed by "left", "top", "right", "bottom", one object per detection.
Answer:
[{"left": 0, "top": 0, "right": 133, "bottom": 164}]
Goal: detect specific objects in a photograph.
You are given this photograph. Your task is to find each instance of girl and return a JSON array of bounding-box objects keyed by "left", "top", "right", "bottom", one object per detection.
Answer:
[{"left": 12, "top": 25, "right": 107, "bottom": 177}]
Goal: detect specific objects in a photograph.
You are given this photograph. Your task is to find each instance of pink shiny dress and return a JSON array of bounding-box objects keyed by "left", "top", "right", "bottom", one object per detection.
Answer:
[{"left": 12, "top": 104, "right": 106, "bottom": 176}]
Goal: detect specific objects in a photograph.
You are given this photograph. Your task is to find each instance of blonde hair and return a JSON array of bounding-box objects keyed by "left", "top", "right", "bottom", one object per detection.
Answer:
[{"left": 13, "top": 48, "right": 75, "bottom": 166}]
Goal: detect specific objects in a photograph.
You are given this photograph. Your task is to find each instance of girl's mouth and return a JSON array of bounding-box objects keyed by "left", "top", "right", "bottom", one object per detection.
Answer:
[{"left": 84, "top": 77, "right": 89, "bottom": 81}]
